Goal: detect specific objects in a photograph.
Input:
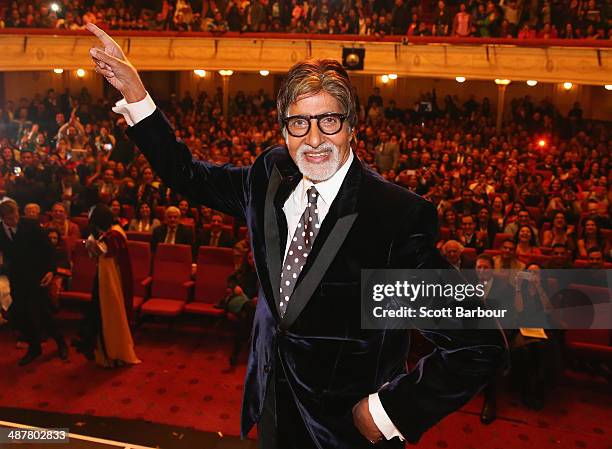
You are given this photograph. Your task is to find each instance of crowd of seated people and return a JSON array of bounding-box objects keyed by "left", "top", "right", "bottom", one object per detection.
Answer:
[
  {"left": 1, "top": 0, "right": 609, "bottom": 40},
  {"left": 0, "top": 83, "right": 610, "bottom": 275}
]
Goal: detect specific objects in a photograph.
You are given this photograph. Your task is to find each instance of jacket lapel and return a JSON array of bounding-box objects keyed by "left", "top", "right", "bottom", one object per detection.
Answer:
[
  {"left": 264, "top": 165, "right": 302, "bottom": 319},
  {"left": 280, "top": 154, "right": 362, "bottom": 330}
]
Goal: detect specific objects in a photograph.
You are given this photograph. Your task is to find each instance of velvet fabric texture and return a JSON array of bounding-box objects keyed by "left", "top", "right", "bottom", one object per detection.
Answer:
[{"left": 127, "top": 109, "right": 506, "bottom": 448}]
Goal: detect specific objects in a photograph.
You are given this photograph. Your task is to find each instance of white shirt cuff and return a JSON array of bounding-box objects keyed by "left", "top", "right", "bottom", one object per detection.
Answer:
[
  {"left": 112, "top": 92, "right": 156, "bottom": 126},
  {"left": 368, "top": 393, "right": 405, "bottom": 441}
]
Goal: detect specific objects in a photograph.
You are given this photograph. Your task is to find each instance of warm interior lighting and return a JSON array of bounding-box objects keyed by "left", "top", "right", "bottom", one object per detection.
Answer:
[
  {"left": 381, "top": 75, "right": 389, "bottom": 84},
  {"left": 538, "top": 139, "right": 547, "bottom": 148},
  {"left": 53, "top": 68, "right": 64, "bottom": 74},
  {"left": 218, "top": 70, "right": 234, "bottom": 76},
  {"left": 51, "top": 3, "right": 60, "bottom": 12},
  {"left": 455, "top": 76, "right": 466, "bottom": 83},
  {"left": 526, "top": 80, "right": 538, "bottom": 87},
  {"left": 388, "top": 73, "right": 398, "bottom": 80},
  {"left": 494, "top": 79, "right": 511, "bottom": 85},
  {"left": 193, "top": 69, "right": 206, "bottom": 77},
  {"left": 76, "top": 68, "right": 86, "bottom": 77},
  {"left": 259, "top": 70, "right": 270, "bottom": 76},
  {"left": 563, "top": 82, "right": 573, "bottom": 90},
  {"left": 604, "top": 84, "right": 612, "bottom": 91}
]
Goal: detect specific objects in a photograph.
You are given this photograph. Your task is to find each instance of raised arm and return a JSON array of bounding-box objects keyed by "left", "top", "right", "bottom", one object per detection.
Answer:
[{"left": 86, "top": 23, "right": 249, "bottom": 218}]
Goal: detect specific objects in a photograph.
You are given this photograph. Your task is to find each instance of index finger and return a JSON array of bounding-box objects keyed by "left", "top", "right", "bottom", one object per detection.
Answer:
[{"left": 86, "top": 22, "right": 117, "bottom": 47}]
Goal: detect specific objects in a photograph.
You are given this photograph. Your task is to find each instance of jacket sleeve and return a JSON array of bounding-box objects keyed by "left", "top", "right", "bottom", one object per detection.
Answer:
[
  {"left": 379, "top": 198, "right": 507, "bottom": 443},
  {"left": 125, "top": 108, "right": 250, "bottom": 220}
]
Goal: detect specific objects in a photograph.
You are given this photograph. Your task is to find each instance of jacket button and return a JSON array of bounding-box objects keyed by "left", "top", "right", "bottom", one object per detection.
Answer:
[{"left": 264, "top": 364, "right": 271, "bottom": 373}]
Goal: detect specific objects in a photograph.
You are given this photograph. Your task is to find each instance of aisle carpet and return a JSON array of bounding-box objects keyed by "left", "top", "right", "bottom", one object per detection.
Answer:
[{"left": 1, "top": 324, "right": 610, "bottom": 449}]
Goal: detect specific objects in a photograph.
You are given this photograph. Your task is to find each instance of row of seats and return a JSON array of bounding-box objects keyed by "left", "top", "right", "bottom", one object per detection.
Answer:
[{"left": 60, "top": 242, "right": 236, "bottom": 319}]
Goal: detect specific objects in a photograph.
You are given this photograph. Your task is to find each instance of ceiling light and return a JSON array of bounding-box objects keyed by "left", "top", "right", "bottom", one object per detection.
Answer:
[
  {"left": 53, "top": 68, "right": 64, "bottom": 74},
  {"left": 455, "top": 76, "right": 466, "bottom": 83},
  {"left": 218, "top": 70, "right": 234, "bottom": 76},
  {"left": 494, "top": 79, "right": 511, "bottom": 85},
  {"left": 76, "top": 68, "right": 85, "bottom": 77},
  {"left": 526, "top": 80, "right": 538, "bottom": 87},
  {"left": 193, "top": 69, "right": 206, "bottom": 77},
  {"left": 259, "top": 70, "right": 269, "bottom": 76},
  {"left": 563, "top": 82, "right": 573, "bottom": 90},
  {"left": 381, "top": 75, "right": 389, "bottom": 84},
  {"left": 388, "top": 73, "right": 397, "bottom": 80},
  {"left": 604, "top": 84, "right": 612, "bottom": 91}
]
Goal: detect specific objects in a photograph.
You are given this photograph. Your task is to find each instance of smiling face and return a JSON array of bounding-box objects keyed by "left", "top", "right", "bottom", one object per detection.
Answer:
[{"left": 285, "top": 91, "right": 352, "bottom": 182}]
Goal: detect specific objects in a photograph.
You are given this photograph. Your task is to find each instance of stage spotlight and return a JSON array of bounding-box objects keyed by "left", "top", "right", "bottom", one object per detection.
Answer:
[
  {"left": 51, "top": 3, "right": 60, "bottom": 12},
  {"left": 563, "top": 82, "right": 573, "bottom": 90},
  {"left": 494, "top": 79, "right": 511, "bottom": 85},
  {"left": 388, "top": 73, "right": 398, "bottom": 80},
  {"left": 53, "top": 68, "right": 64, "bottom": 74},
  {"left": 218, "top": 70, "right": 234, "bottom": 76},
  {"left": 259, "top": 70, "right": 270, "bottom": 76},
  {"left": 381, "top": 75, "right": 389, "bottom": 84},
  {"left": 526, "top": 80, "right": 538, "bottom": 87},
  {"left": 455, "top": 76, "right": 466, "bottom": 83},
  {"left": 538, "top": 139, "right": 547, "bottom": 148},
  {"left": 76, "top": 68, "right": 86, "bottom": 77},
  {"left": 605, "top": 85, "right": 612, "bottom": 91},
  {"left": 193, "top": 69, "right": 206, "bottom": 77}
]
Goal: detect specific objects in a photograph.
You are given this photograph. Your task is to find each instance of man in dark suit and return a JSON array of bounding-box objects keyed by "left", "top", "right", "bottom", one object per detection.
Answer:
[
  {"left": 150, "top": 206, "right": 194, "bottom": 252},
  {"left": 89, "top": 24, "right": 505, "bottom": 449},
  {"left": 196, "top": 213, "right": 235, "bottom": 248},
  {"left": 0, "top": 198, "right": 68, "bottom": 366}
]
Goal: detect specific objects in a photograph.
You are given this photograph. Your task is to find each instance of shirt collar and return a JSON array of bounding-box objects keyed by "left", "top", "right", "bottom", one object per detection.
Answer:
[{"left": 300, "top": 151, "right": 354, "bottom": 206}]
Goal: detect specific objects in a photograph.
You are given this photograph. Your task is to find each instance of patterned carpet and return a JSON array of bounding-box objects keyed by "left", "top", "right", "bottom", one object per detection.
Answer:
[{"left": 0, "top": 321, "right": 610, "bottom": 449}]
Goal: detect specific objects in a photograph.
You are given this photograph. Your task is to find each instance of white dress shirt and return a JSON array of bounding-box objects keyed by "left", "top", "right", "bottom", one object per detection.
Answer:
[{"left": 113, "top": 94, "right": 404, "bottom": 442}]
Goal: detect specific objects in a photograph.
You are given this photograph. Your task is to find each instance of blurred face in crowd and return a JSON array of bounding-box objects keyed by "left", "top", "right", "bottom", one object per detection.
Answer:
[
  {"left": 443, "top": 242, "right": 461, "bottom": 266},
  {"left": 588, "top": 250, "right": 604, "bottom": 269},
  {"left": 165, "top": 208, "right": 180, "bottom": 230},
  {"left": 584, "top": 219, "right": 597, "bottom": 236},
  {"left": 142, "top": 167, "right": 154, "bottom": 184},
  {"left": 553, "top": 212, "right": 566, "bottom": 229},
  {"left": 24, "top": 203, "right": 40, "bottom": 219},
  {"left": 52, "top": 204, "right": 67, "bottom": 222},
  {"left": 517, "top": 210, "right": 530, "bottom": 226},
  {"left": 501, "top": 241, "right": 516, "bottom": 261},
  {"left": 586, "top": 201, "right": 599, "bottom": 217},
  {"left": 110, "top": 200, "right": 121, "bottom": 217},
  {"left": 518, "top": 226, "right": 533, "bottom": 245},
  {"left": 476, "top": 257, "right": 493, "bottom": 282},
  {"left": 211, "top": 214, "right": 223, "bottom": 232},
  {"left": 178, "top": 200, "right": 189, "bottom": 217},
  {"left": 21, "top": 152, "right": 33, "bottom": 166},
  {"left": 461, "top": 215, "right": 475, "bottom": 235},
  {"left": 48, "top": 230, "right": 60, "bottom": 247},
  {"left": 552, "top": 246, "right": 567, "bottom": 264},
  {"left": 103, "top": 169, "right": 115, "bottom": 183},
  {"left": 139, "top": 203, "right": 151, "bottom": 219},
  {"left": 285, "top": 92, "right": 352, "bottom": 182}
]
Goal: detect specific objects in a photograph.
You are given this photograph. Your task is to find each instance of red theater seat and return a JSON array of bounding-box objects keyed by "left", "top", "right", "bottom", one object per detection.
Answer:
[
  {"left": 493, "top": 233, "right": 513, "bottom": 249},
  {"left": 185, "top": 246, "right": 235, "bottom": 317},
  {"left": 60, "top": 240, "right": 95, "bottom": 303},
  {"left": 141, "top": 244, "right": 193, "bottom": 317},
  {"left": 127, "top": 240, "right": 152, "bottom": 312},
  {"left": 126, "top": 231, "right": 152, "bottom": 243}
]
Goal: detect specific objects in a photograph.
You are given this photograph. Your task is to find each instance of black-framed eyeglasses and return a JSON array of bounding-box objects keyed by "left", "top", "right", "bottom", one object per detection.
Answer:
[{"left": 282, "top": 112, "right": 347, "bottom": 138}]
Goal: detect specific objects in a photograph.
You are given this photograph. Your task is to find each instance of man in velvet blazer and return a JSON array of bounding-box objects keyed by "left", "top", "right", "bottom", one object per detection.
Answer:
[{"left": 88, "top": 24, "right": 506, "bottom": 449}]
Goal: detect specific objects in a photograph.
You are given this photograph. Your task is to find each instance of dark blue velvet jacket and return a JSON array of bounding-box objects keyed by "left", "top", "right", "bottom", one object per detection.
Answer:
[{"left": 127, "top": 109, "right": 506, "bottom": 448}]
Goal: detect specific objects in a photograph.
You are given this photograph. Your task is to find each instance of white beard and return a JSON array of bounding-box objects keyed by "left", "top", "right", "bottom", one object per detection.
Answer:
[{"left": 295, "top": 142, "right": 341, "bottom": 182}]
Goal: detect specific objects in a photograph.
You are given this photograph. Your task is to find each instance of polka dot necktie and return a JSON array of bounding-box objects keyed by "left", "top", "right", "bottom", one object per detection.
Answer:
[{"left": 279, "top": 186, "right": 321, "bottom": 318}]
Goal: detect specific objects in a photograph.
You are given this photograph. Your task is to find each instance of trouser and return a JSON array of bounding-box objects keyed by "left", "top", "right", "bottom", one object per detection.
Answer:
[{"left": 10, "top": 285, "right": 64, "bottom": 350}]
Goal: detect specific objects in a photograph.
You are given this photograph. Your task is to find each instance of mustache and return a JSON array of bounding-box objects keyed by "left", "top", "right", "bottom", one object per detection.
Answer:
[{"left": 296, "top": 142, "right": 338, "bottom": 156}]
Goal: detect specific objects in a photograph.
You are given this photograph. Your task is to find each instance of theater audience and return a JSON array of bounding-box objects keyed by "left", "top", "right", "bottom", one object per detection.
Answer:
[
  {"left": 151, "top": 206, "right": 194, "bottom": 252},
  {"left": 128, "top": 202, "right": 161, "bottom": 233}
]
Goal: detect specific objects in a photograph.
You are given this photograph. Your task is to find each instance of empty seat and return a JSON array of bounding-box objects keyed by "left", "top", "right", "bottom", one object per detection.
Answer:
[
  {"left": 140, "top": 243, "right": 193, "bottom": 317},
  {"left": 127, "top": 240, "right": 152, "bottom": 312},
  {"left": 60, "top": 240, "right": 95, "bottom": 303},
  {"left": 126, "top": 231, "right": 152, "bottom": 243},
  {"left": 185, "top": 246, "right": 235, "bottom": 317}
]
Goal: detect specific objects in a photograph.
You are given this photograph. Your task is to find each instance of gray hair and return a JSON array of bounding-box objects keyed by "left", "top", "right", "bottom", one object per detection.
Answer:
[{"left": 277, "top": 59, "right": 357, "bottom": 134}]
